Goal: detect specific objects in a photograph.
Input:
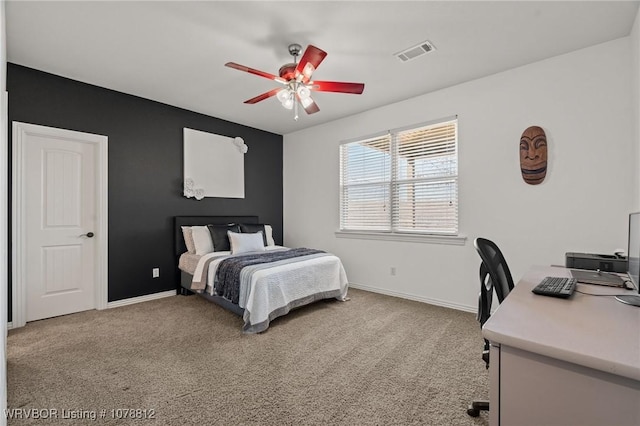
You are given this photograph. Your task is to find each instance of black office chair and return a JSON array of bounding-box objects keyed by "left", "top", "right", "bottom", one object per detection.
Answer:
[{"left": 467, "top": 237, "right": 515, "bottom": 417}]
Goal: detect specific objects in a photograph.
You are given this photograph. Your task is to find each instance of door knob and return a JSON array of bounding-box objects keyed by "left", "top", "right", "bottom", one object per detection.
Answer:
[{"left": 82, "top": 232, "right": 95, "bottom": 238}]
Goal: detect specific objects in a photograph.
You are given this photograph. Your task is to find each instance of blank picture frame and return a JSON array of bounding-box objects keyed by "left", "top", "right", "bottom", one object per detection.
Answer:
[{"left": 183, "top": 128, "right": 245, "bottom": 199}]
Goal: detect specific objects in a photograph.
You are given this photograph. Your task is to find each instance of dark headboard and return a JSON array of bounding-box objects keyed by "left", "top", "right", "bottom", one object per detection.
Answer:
[{"left": 174, "top": 215, "right": 259, "bottom": 256}]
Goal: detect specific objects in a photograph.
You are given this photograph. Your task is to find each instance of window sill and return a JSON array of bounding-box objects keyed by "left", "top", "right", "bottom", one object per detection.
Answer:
[{"left": 334, "top": 231, "right": 467, "bottom": 246}]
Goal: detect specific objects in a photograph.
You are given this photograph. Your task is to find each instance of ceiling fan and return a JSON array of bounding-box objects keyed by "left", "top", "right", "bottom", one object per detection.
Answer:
[{"left": 225, "top": 43, "right": 365, "bottom": 120}]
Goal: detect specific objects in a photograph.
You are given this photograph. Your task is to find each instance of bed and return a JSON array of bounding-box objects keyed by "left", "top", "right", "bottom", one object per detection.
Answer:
[{"left": 174, "top": 216, "right": 349, "bottom": 333}]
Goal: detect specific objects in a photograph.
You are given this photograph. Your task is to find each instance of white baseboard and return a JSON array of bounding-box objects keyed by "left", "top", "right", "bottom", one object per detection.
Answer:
[
  {"left": 6, "top": 291, "right": 176, "bottom": 329},
  {"left": 106, "top": 290, "right": 176, "bottom": 309},
  {"left": 348, "top": 282, "right": 476, "bottom": 313},
  {"left": 9, "top": 286, "right": 473, "bottom": 325}
]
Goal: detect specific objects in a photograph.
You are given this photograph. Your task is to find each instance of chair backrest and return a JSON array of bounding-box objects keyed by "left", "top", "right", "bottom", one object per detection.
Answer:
[
  {"left": 474, "top": 237, "right": 515, "bottom": 304},
  {"left": 474, "top": 237, "right": 515, "bottom": 369},
  {"left": 477, "top": 262, "right": 493, "bottom": 327}
]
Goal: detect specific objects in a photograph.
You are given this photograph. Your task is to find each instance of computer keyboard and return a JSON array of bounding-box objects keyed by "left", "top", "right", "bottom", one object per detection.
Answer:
[{"left": 532, "top": 276, "right": 577, "bottom": 298}]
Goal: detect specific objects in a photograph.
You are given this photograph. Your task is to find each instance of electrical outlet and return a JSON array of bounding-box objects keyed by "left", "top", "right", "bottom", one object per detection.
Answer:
[
  {"left": 152, "top": 268, "right": 160, "bottom": 278},
  {"left": 390, "top": 267, "right": 396, "bottom": 276}
]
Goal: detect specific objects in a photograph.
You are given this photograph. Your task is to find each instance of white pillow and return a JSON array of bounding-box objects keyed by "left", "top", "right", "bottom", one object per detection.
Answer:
[
  {"left": 228, "top": 231, "right": 265, "bottom": 255},
  {"left": 192, "top": 225, "right": 214, "bottom": 255},
  {"left": 265, "top": 225, "right": 275, "bottom": 246},
  {"left": 181, "top": 226, "right": 196, "bottom": 254}
]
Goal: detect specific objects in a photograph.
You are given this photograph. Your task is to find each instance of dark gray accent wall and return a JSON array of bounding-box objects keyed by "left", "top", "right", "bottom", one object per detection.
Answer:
[{"left": 7, "top": 63, "right": 283, "bottom": 320}]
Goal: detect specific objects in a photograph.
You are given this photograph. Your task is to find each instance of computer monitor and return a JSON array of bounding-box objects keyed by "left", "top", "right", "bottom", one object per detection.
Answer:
[
  {"left": 616, "top": 212, "right": 640, "bottom": 307},
  {"left": 627, "top": 212, "right": 640, "bottom": 292}
]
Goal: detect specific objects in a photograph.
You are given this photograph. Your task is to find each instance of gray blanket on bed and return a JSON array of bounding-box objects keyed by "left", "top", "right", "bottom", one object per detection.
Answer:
[{"left": 215, "top": 248, "right": 324, "bottom": 304}]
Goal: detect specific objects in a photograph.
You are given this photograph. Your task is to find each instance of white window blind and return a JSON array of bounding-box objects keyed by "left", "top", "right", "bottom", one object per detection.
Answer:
[{"left": 340, "top": 118, "right": 458, "bottom": 235}]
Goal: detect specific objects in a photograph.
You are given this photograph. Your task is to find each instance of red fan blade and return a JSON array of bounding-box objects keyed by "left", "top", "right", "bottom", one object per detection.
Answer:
[
  {"left": 295, "top": 45, "right": 327, "bottom": 83},
  {"left": 303, "top": 100, "right": 320, "bottom": 114},
  {"left": 296, "top": 94, "right": 320, "bottom": 114},
  {"left": 225, "top": 62, "right": 287, "bottom": 84},
  {"left": 244, "top": 88, "right": 282, "bottom": 104},
  {"left": 311, "top": 81, "right": 365, "bottom": 94}
]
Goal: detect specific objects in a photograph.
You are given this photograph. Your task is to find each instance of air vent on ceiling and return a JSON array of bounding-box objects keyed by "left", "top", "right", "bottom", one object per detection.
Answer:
[{"left": 394, "top": 40, "right": 436, "bottom": 62}]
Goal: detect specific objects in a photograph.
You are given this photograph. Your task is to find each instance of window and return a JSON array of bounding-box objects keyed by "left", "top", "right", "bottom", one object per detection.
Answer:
[{"left": 340, "top": 117, "right": 458, "bottom": 235}]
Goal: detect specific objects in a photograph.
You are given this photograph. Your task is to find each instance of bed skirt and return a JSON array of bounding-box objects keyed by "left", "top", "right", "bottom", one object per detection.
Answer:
[{"left": 180, "top": 271, "right": 244, "bottom": 316}]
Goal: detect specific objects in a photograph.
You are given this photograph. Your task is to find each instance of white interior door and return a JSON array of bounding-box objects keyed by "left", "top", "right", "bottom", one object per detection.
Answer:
[{"left": 13, "top": 122, "right": 108, "bottom": 324}]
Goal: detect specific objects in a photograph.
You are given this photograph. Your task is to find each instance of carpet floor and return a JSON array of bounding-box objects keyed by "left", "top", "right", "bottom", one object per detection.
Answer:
[{"left": 8, "top": 288, "right": 490, "bottom": 425}]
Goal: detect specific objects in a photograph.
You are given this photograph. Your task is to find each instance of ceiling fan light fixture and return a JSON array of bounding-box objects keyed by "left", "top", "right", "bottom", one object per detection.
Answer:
[
  {"left": 226, "top": 43, "right": 364, "bottom": 120},
  {"left": 297, "top": 85, "right": 311, "bottom": 99},
  {"left": 277, "top": 88, "right": 291, "bottom": 103},
  {"left": 282, "top": 97, "right": 295, "bottom": 110}
]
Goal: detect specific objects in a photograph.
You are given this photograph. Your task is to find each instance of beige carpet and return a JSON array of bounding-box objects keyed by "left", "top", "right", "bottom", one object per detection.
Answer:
[{"left": 8, "top": 288, "right": 490, "bottom": 425}]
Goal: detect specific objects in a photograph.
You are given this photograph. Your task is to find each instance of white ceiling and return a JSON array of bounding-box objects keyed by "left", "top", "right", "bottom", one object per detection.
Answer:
[{"left": 6, "top": 1, "right": 639, "bottom": 135}]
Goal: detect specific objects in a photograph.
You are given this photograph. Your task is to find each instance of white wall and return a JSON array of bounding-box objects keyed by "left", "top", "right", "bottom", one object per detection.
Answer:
[
  {"left": 284, "top": 38, "right": 634, "bottom": 311},
  {"left": 633, "top": 7, "right": 640, "bottom": 211}
]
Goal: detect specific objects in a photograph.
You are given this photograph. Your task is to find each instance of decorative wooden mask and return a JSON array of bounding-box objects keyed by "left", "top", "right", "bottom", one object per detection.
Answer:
[{"left": 519, "top": 126, "right": 547, "bottom": 185}]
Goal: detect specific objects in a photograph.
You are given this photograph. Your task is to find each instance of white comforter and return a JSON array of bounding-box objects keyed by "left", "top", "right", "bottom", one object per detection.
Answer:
[{"left": 190, "top": 247, "right": 349, "bottom": 332}]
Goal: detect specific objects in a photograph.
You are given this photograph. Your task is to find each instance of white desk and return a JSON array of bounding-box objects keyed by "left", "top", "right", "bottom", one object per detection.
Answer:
[{"left": 482, "top": 266, "right": 640, "bottom": 426}]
